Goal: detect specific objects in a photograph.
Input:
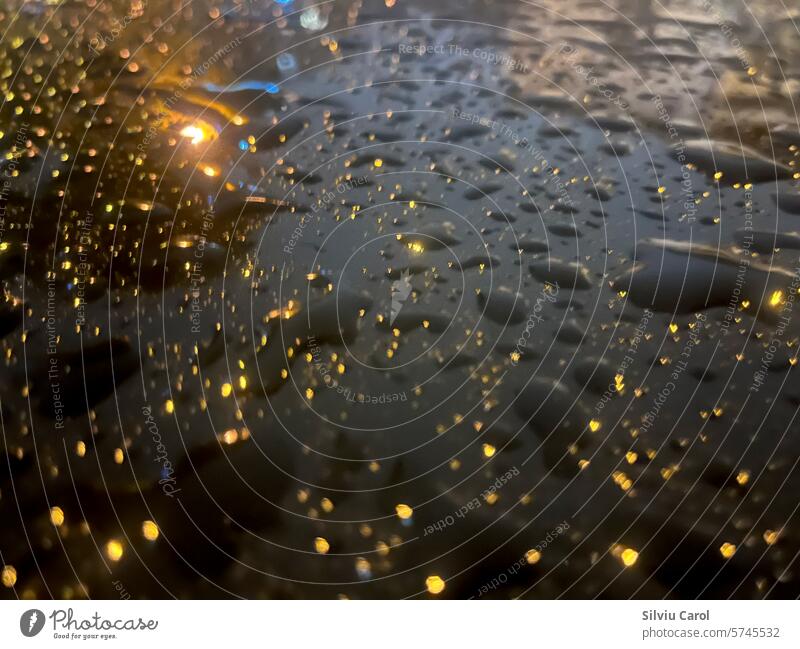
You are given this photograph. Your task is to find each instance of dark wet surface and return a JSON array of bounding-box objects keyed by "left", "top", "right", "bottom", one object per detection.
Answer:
[{"left": 1, "top": 0, "right": 800, "bottom": 598}]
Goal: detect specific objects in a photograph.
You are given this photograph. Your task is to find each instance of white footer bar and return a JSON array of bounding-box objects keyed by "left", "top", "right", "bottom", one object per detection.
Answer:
[{"left": 1, "top": 600, "right": 795, "bottom": 647}]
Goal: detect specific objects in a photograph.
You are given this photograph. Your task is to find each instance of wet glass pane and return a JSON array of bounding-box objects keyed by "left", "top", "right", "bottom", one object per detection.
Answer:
[{"left": 1, "top": 0, "right": 799, "bottom": 601}]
